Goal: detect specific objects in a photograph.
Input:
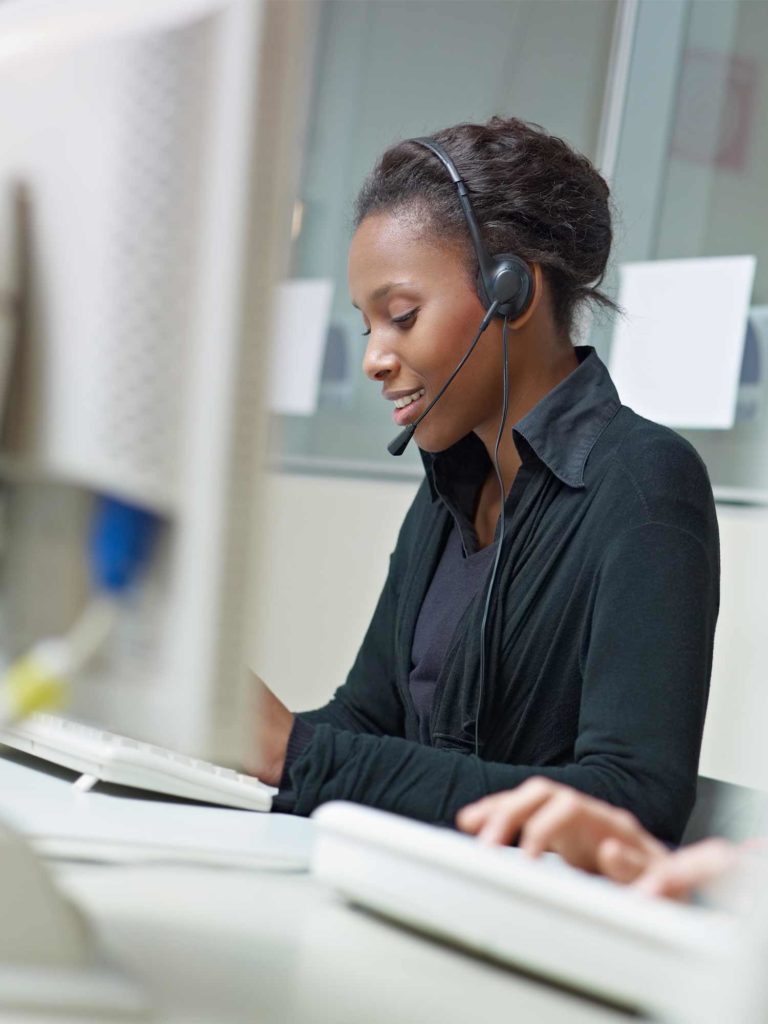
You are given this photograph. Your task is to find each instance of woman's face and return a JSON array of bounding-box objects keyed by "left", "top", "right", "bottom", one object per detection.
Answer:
[{"left": 348, "top": 212, "right": 504, "bottom": 454}]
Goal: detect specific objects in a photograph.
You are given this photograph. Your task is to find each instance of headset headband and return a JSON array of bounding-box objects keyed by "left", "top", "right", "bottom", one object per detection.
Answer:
[{"left": 410, "top": 137, "right": 534, "bottom": 321}]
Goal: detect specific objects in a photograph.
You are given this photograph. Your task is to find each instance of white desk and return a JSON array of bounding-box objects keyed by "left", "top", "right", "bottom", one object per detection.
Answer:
[
  {"left": 54, "top": 863, "right": 637, "bottom": 1024},
  {"left": 0, "top": 753, "right": 637, "bottom": 1024}
]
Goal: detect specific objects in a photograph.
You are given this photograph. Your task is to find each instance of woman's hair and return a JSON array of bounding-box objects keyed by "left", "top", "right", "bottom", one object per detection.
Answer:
[{"left": 353, "top": 116, "right": 617, "bottom": 333}]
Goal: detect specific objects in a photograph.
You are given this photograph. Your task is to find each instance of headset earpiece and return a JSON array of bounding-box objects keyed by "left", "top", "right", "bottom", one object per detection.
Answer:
[{"left": 476, "top": 253, "right": 534, "bottom": 321}]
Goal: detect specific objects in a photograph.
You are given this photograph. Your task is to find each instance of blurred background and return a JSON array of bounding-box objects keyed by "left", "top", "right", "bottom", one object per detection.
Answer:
[
  {"left": 1, "top": 6, "right": 767, "bottom": 1020},
  {"left": 0, "top": 0, "right": 767, "bottom": 808}
]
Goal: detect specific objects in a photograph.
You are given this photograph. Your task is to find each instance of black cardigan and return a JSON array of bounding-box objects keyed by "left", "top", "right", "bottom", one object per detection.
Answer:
[{"left": 281, "top": 350, "right": 720, "bottom": 845}]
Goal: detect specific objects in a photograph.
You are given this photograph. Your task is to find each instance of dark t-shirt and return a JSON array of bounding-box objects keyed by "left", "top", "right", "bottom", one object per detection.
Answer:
[{"left": 409, "top": 527, "right": 496, "bottom": 744}]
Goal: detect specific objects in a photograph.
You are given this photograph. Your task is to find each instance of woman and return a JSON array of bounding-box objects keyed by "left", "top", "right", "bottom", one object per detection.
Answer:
[{"left": 250, "top": 116, "right": 719, "bottom": 845}]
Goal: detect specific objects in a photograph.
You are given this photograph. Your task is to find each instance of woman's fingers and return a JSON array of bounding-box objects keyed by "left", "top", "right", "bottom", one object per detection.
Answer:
[
  {"left": 634, "top": 838, "right": 738, "bottom": 900},
  {"left": 457, "top": 778, "right": 558, "bottom": 846},
  {"left": 459, "top": 779, "right": 639, "bottom": 863},
  {"left": 454, "top": 793, "right": 501, "bottom": 833},
  {"left": 519, "top": 793, "right": 652, "bottom": 869},
  {"left": 518, "top": 788, "right": 594, "bottom": 858},
  {"left": 460, "top": 785, "right": 741, "bottom": 902},
  {"left": 517, "top": 788, "right": 623, "bottom": 860},
  {"left": 458, "top": 780, "right": 668, "bottom": 881},
  {"left": 597, "top": 837, "right": 655, "bottom": 883}
]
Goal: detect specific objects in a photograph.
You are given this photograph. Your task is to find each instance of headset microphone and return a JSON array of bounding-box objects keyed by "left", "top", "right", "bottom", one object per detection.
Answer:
[{"left": 387, "top": 300, "right": 499, "bottom": 456}]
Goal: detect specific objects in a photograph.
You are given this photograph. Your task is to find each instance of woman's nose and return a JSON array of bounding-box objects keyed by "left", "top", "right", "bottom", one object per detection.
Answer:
[{"left": 362, "top": 336, "right": 400, "bottom": 382}]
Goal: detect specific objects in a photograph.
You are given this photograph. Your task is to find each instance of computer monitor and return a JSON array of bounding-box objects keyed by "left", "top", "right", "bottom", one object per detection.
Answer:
[{"left": 0, "top": 0, "right": 313, "bottom": 761}]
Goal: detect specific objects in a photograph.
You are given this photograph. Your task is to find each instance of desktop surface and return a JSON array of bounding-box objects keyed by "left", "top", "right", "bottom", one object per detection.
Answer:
[
  {"left": 53, "top": 861, "right": 639, "bottom": 1024},
  {"left": 0, "top": 752, "right": 640, "bottom": 1024}
]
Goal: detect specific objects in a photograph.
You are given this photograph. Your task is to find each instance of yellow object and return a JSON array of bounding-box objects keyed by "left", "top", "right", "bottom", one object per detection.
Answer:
[{"left": 3, "top": 655, "right": 69, "bottom": 721}]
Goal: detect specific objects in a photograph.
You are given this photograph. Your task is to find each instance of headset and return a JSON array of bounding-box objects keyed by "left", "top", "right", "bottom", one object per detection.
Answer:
[
  {"left": 386, "top": 136, "right": 536, "bottom": 756},
  {"left": 410, "top": 137, "right": 534, "bottom": 320},
  {"left": 387, "top": 136, "right": 535, "bottom": 457}
]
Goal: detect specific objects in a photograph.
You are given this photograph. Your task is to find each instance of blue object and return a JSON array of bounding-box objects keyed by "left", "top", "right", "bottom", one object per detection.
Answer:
[{"left": 89, "top": 495, "right": 161, "bottom": 593}]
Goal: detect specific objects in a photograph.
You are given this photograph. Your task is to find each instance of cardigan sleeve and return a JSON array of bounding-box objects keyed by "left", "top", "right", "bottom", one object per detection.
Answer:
[{"left": 283, "top": 521, "right": 717, "bottom": 845}]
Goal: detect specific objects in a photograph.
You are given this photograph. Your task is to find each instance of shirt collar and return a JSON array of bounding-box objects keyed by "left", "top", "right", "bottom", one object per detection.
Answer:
[{"left": 420, "top": 347, "right": 620, "bottom": 498}]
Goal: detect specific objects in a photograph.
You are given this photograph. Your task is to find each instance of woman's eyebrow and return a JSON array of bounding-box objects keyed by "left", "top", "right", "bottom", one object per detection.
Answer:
[{"left": 351, "top": 281, "right": 411, "bottom": 309}]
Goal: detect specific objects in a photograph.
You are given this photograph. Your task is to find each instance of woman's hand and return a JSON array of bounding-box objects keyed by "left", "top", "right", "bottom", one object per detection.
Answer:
[
  {"left": 632, "top": 838, "right": 741, "bottom": 900},
  {"left": 243, "top": 673, "right": 294, "bottom": 787},
  {"left": 456, "top": 778, "right": 666, "bottom": 878},
  {"left": 457, "top": 779, "right": 748, "bottom": 902}
]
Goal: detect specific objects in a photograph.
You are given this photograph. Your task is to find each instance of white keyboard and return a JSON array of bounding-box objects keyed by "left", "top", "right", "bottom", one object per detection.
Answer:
[
  {"left": 312, "top": 803, "right": 746, "bottom": 1024},
  {"left": 0, "top": 713, "right": 277, "bottom": 812}
]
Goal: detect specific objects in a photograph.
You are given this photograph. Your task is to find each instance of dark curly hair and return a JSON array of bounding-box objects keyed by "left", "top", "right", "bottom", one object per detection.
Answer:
[{"left": 353, "top": 116, "right": 618, "bottom": 333}]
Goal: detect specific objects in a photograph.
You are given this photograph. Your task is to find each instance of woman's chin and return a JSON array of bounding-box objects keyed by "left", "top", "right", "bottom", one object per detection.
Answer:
[{"left": 414, "top": 426, "right": 464, "bottom": 455}]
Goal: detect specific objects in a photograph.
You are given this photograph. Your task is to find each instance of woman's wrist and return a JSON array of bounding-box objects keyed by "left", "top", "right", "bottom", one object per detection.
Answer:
[
  {"left": 245, "top": 673, "right": 295, "bottom": 785},
  {"left": 259, "top": 714, "right": 294, "bottom": 786}
]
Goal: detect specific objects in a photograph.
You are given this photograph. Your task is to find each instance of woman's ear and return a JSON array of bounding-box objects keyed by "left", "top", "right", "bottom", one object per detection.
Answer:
[{"left": 507, "top": 263, "right": 542, "bottom": 330}]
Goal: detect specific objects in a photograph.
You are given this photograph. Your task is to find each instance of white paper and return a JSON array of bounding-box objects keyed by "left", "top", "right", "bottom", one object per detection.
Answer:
[
  {"left": 24, "top": 796, "right": 314, "bottom": 870},
  {"left": 269, "top": 279, "right": 334, "bottom": 416},
  {"left": 0, "top": 754, "right": 314, "bottom": 870},
  {"left": 609, "top": 256, "right": 756, "bottom": 429}
]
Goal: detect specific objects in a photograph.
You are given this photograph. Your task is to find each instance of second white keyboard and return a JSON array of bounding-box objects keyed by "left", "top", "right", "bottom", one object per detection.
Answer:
[{"left": 0, "top": 713, "right": 277, "bottom": 812}]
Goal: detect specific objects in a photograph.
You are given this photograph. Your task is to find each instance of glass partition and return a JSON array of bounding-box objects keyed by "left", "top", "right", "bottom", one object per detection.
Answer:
[
  {"left": 608, "top": 0, "right": 768, "bottom": 501},
  {"left": 271, "top": 0, "right": 618, "bottom": 476}
]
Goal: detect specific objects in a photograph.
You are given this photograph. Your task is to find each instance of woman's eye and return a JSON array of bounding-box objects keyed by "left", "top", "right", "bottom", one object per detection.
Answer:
[
  {"left": 391, "top": 308, "right": 419, "bottom": 328},
  {"left": 360, "top": 307, "right": 418, "bottom": 336}
]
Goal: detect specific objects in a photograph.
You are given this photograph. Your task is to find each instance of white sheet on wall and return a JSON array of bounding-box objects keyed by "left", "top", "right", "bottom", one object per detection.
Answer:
[
  {"left": 269, "top": 279, "right": 334, "bottom": 416},
  {"left": 608, "top": 256, "right": 756, "bottom": 429}
]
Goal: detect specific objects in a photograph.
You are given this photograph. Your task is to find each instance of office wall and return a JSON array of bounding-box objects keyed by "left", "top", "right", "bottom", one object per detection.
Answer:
[
  {"left": 253, "top": 473, "right": 768, "bottom": 792},
  {"left": 701, "top": 503, "right": 768, "bottom": 792},
  {"left": 250, "top": 472, "right": 418, "bottom": 710}
]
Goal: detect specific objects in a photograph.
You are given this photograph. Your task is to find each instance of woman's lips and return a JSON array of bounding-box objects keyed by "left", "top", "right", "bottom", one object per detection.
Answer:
[{"left": 392, "top": 393, "right": 425, "bottom": 427}]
